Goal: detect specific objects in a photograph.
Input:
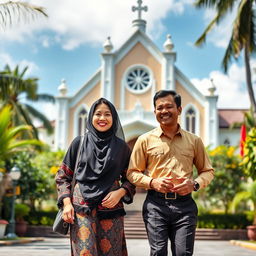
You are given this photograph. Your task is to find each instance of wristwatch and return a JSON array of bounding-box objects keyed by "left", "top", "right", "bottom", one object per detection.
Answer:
[{"left": 193, "top": 181, "right": 200, "bottom": 191}]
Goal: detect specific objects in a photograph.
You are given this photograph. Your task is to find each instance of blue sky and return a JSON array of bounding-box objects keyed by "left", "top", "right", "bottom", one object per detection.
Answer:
[{"left": 0, "top": 0, "right": 254, "bottom": 121}]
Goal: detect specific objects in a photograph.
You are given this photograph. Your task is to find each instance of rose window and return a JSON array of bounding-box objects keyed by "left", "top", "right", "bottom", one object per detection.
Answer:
[{"left": 126, "top": 68, "right": 150, "bottom": 92}]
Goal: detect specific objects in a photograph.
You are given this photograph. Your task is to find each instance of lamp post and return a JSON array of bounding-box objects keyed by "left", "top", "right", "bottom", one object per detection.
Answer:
[{"left": 6, "top": 166, "right": 21, "bottom": 238}]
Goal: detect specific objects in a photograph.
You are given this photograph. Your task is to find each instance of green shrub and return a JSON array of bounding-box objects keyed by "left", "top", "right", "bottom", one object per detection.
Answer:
[
  {"left": 197, "top": 213, "right": 252, "bottom": 229},
  {"left": 15, "top": 203, "right": 30, "bottom": 222},
  {"left": 27, "top": 210, "right": 58, "bottom": 226}
]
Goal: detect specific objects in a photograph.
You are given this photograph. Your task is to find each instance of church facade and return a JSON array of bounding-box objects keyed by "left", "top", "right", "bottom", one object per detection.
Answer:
[{"left": 54, "top": 1, "right": 242, "bottom": 152}]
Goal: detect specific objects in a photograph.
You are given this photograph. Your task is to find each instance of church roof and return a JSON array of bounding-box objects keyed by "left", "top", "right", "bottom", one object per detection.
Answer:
[{"left": 218, "top": 109, "right": 248, "bottom": 128}]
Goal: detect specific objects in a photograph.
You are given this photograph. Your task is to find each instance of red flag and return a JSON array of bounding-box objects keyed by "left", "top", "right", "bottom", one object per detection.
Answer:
[{"left": 240, "top": 124, "right": 246, "bottom": 156}]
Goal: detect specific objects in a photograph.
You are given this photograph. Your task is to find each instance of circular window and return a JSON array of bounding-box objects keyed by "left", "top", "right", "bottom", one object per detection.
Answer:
[{"left": 126, "top": 67, "right": 151, "bottom": 93}]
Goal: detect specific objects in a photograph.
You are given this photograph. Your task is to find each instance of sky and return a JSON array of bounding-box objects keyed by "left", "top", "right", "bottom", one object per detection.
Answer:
[{"left": 0, "top": 0, "right": 255, "bottom": 121}]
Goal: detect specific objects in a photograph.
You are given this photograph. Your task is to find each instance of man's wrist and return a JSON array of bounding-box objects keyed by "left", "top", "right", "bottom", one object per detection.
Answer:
[{"left": 149, "top": 178, "right": 154, "bottom": 189}]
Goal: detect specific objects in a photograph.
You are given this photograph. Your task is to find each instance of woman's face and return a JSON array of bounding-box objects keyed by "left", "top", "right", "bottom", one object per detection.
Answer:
[{"left": 92, "top": 103, "right": 113, "bottom": 132}]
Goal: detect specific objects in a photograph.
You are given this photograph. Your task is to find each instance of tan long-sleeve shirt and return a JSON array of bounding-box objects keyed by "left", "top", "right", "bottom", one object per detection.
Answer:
[{"left": 127, "top": 126, "right": 214, "bottom": 189}]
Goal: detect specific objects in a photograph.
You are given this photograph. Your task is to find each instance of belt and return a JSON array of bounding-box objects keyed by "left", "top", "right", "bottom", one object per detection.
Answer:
[{"left": 147, "top": 190, "right": 191, "bottom": 200}]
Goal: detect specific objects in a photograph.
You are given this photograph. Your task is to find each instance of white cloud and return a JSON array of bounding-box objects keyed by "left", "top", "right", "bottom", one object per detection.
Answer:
[
  {"left": 191, "top": 62, "right": 251, "bottom": 109},
  {"left": 0, "top": 0, "right": 192, "bottom": 50},
  {"left": 0, "top": 53, "right": 38, "bottom": 75}
]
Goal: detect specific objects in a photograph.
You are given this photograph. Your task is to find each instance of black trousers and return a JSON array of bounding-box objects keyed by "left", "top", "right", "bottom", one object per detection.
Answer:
[{"left": 143, "top": 191, "right": 198, "bottom": 256}]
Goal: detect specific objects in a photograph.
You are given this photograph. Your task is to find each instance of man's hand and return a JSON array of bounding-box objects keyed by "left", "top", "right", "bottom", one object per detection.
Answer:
[
  {"left": 171, "top": 179, "right": 194, "bottom": 196},
  {"left": 150, "top": 177, "right": 174, "bottom": 193}
]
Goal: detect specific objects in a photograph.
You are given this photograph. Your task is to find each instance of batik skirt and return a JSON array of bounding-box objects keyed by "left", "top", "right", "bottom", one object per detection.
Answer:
[{"left": 70, "top": 209, "right": 128, "bottom": 256}]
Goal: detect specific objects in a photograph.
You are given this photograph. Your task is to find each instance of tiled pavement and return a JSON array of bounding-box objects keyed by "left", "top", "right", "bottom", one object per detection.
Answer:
[{"left": 0, "top": 238, "right": 256, "bottom": 256}]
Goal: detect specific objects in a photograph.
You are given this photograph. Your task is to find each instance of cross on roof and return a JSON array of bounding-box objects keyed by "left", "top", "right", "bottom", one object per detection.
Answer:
[{"left": 132, "top": 0, "right": 148, "bottom": 20}]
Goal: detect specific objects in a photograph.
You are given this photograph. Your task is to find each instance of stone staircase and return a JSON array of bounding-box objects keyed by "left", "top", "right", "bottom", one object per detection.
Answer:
[
  {"left": 124, "top": 211, "right": 247, "bottom": 240},
  {"left": 26, "top": 210, "right": 247, "bottom": 240}
]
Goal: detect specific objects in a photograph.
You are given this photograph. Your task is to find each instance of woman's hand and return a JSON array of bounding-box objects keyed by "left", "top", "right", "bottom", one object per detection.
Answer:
[
  {"left": 101, "top": 188, "right": 126, "bottom": 208},
  {"left": 62, "top": 197, "right": 74, "bottom": 224}
]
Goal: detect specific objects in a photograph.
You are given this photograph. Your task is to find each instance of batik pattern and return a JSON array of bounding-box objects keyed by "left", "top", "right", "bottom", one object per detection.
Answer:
[{"left": 70, "top": 209, "right": 128, "bottom": 256}]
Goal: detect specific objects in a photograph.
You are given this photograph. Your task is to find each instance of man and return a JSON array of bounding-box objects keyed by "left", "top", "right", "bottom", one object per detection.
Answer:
[{"left": 127, "top": 90, "right": 214, "bottom": 256}]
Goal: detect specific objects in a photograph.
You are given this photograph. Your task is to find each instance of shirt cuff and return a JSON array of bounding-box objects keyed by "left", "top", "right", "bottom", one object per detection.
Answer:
[{"left": 143, "top": 176, "right": 154, "bottom": 189}]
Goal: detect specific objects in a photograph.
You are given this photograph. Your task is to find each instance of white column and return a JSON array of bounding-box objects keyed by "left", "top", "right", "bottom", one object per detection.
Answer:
[
  {"left": 54, "top": 97, "right": 69, "bottom": 150},
  {"left": 101, "top": 53, "right": 115, "bottom": 102},
  {"left": 162, "top": 52, "right": 176, "bottom": 90},
  {"left": 205, "top": 95, "right": 219, "bottom": 148}
]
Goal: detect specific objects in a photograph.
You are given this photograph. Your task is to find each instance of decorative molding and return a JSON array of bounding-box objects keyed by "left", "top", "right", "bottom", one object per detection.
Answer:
[
  {"left": 115, "top": 29, "right": 163, "bottom": 65},
  {"left": 175, "top": 67, "right": 206, "bottom": 106},
  {"left": 69, "top": 69, "right": 101, "bottom": 108}
]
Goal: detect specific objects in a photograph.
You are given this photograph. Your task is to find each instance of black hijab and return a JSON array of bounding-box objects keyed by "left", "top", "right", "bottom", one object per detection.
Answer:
[{"left": 75, "top": 98, "right": 130, "bottom": 208}]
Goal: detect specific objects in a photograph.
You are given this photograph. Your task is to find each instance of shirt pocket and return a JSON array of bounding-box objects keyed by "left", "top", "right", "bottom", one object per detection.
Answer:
[
  {"left": 178, "top": 151, "right": 194, "bottom": 171},
  {"left": 149, "top": 147, "right": 164, "bottom": 157},
  {"left": 147, "top": 147, "right": 165, "bottom": 166}
]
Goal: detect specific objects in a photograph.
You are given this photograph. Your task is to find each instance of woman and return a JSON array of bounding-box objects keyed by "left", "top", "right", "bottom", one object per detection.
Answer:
[{"left": 55, "top": 98, "right": 135, "bottom": 256}]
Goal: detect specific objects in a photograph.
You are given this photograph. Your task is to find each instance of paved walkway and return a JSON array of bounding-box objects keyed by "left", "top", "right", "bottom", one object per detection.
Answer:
[{"left": 0, "top": 238, "right": 256, "bottom": 256}]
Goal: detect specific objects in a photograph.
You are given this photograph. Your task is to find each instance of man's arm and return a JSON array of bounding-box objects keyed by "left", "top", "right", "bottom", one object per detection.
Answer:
[
  {"left": 193, "top": 137, "right": 214, "bottom": 189},
  {"left": 126, "top": 136, "right": 153, "bottom": 189}
]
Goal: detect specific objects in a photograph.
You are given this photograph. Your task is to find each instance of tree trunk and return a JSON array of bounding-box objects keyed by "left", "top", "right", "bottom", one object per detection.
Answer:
[
  {"left": 0, "top": 173, "right": 12, "bottom": 217},
  {"left": 244, "top": 46, "right": 256, "bottom": 113},
  {"left": 0, "top": 173, "right": 11, "bottom": 203}
]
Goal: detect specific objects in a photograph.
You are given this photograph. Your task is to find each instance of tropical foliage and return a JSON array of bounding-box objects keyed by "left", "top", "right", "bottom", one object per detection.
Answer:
[
  {"left": 6, "top": 149, "right": 64, "bottom": 211},
  {"left": 0, "top": 105, "right": 42, "bottom": 163},
  {"left": 9, "top": 151, "right": 56, "bottom": 211},
  {"left": 0, "top": 1, "right": 47, "bottom": 29},
  {"left": 194, "top": 0, "right": 256, "bottom": 113},
  {"left": 231, "top": 180, "right": 256, "bottom": 224},
  {"left": 205, "top": 145, "right": 245, "bottom": 213},
  {"left": 0, "top": 105, "right": 42, "bottom": 211},
  {"left": 0, "top": 64, "right": 55, "bottom": 139},
  {"left": 241, "top": 127, "right": 256, "bottom": 180}
]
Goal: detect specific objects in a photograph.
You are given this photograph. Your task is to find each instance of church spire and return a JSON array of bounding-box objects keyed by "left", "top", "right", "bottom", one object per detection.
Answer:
[{"left": 132, "top": 0, "right": 148, "bottom": 32}]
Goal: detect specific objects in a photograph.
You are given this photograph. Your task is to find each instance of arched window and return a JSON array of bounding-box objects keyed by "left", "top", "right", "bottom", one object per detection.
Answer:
[
  {"left": 185, "top": 108, "right": 196, "bottom": 134},
  {"left": 78, "top": 109, "right": 87, "bottom": 135}
]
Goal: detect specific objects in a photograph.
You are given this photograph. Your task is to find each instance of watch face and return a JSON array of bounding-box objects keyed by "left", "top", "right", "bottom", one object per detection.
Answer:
[{"left": 194, "top": 181, "right": 200, "bottom": 191}]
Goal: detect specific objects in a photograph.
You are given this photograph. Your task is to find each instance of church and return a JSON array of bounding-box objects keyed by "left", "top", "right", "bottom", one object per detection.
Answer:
[{"left": 53, "top": 0, "right": 244, "bottom": 152}]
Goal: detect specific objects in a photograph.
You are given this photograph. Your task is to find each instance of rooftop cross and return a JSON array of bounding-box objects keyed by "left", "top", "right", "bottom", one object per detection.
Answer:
[{"left": 132, "top": 0, "right": 148, "bottom": 20}]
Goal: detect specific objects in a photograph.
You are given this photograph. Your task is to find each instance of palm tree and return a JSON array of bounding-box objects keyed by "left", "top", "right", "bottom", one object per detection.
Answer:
[
  {"left": 194, "top": 0, "right": 256, "bottom": 113},
  {"left": 0, "top": 64, "right": 55, "bottom": 139},
  {"left": 0, "top": 105, "right": 42, "bottom": 205},
  {"left": 0, "top": 1, "right": 47, "bottom": 29}
]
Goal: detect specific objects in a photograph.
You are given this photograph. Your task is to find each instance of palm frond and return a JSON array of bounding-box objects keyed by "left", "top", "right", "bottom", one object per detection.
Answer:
[
  {"left": 0, "top": 1, "right": 48, "bottom": 29},
  {"left": 195, "top": 15, "right": 219, "bottom": 46},
  {"left": 17, "top": 104, "right": 39, "bottom": 138},
  {"left": 230, "top": 191, "right": 251, "bottom": 212},
  {"left": 25, "top": 104, "right": 54, "bottom": 134},
  {"left": 32, "top": 94, "right": 55, "bottom": 103},
  {"left": 8, "top": 139, "right": 43, "bottom": 151},
  {"left": 194, "top": 0, "right": 219, "bottom": 8},
  {"left": 222, "top": 35, "right": 237, "bottom": 72}
]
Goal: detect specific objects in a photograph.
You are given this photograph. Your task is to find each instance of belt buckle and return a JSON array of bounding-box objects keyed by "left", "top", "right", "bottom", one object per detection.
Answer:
[{"left": 165, "top": 192, "right": 176, "bottom": 200}]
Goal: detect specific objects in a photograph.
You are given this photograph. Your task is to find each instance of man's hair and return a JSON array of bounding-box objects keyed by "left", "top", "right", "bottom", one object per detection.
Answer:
[{"left": 153, "top": 90, "right": 181, "bottom": 108}]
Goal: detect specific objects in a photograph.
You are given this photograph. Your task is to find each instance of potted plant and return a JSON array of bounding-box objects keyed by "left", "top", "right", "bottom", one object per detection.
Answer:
[
  {"left": 15, "top": 203, "right": 30, "bottom": 237},
  {"left": 0, "top": 219, "right": 8, "bottom": 238}
]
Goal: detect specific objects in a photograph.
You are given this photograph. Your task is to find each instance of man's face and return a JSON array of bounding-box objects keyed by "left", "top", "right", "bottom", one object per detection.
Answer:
[{"left": 154, "top": 94, "right": 182, "bottom": 127}]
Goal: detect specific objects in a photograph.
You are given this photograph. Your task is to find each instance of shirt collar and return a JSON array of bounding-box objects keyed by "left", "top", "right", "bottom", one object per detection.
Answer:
[{"left": 154, "top": 125, "right": 183, "bottom": 138}]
